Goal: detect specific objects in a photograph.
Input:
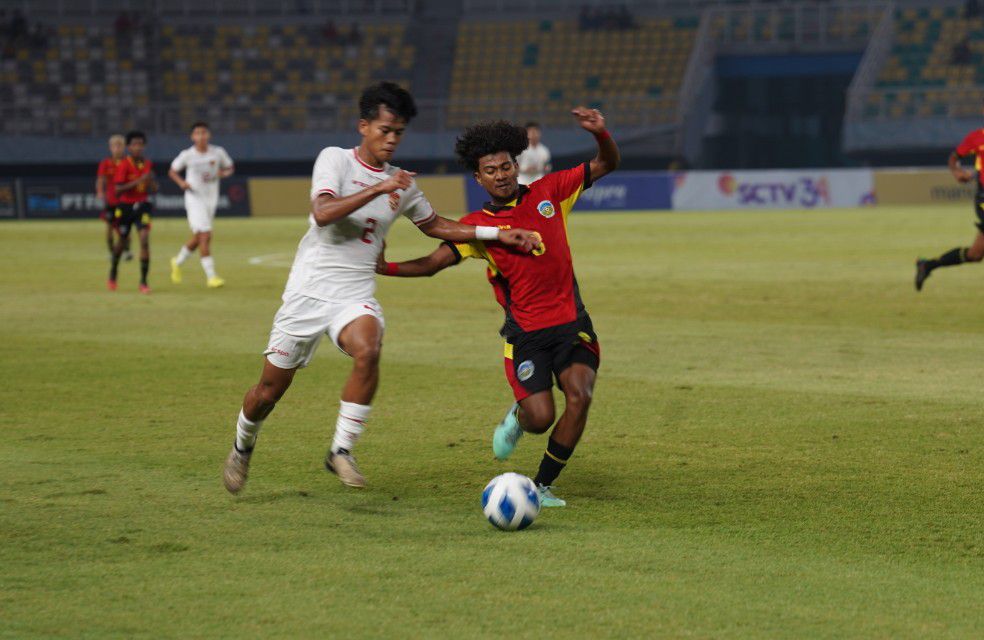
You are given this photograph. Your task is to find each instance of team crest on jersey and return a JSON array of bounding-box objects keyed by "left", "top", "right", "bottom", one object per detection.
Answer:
[
  {"left": 517, "top": 360, "right": 535, "bottom": 381},
  {"left": 389, "top": 192, "right": 401, "bottom": 211},
  {"left": 537, "top": 200, "right": 556, "bottom": 218}
]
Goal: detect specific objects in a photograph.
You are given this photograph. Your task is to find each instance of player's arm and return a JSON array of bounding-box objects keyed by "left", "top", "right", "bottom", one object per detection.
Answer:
[
  {"left": 376, "top": 242, "right": 459, "bottom": 278},
  {"left": 417, "top": 215, "right": 539, "bottom": 253},
  {"left": 312, "top": 169, "right": 415, "bottom": 227},
  {"left": 95, "top": 170, "right": 105, "bottom": 200},
  {"left": 117, "top": 171, "right": 151, "bottom": 192},
  {"left": 949, "top": 150, "right": 975, "bottom": 184},
  {"left": 571, "top": 106, "right": 620, "bottom": 182},
  {"left": 168, "top": 167, "right": 191, "bottom": 191},
  {"left": 219, "top": 165, "right": 235, "bottom": 178},
  {"left": 219, "top": 149, "right": 235, "bottom": 178}
]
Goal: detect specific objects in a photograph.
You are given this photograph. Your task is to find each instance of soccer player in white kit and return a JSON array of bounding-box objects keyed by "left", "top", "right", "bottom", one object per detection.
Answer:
[
  {"left": 223, "top": 82, "right": 539, "bottom": 493},
  {"left": 516, "top": 121, "right": 552, "bottom": 185},
  {"left": 167, "top": 121, "right": 234, "bottom": 288}
]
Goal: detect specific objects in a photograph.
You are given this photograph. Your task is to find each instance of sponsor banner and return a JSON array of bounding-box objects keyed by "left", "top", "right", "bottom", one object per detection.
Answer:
[
  {"left": 873, "top": 169, "right": 978, "bottom": 206},
  {"left": 672, "top": 169, "right": 876, "bottom": 210},
  {"left": 0, "top": 180, "right": 17, "bottom": 218},
  {"left": 20, "top": 175, "right": 251, "bottom": 219},
  {"left": 465, "top": 171, "right": 673, "bottom": 212}
]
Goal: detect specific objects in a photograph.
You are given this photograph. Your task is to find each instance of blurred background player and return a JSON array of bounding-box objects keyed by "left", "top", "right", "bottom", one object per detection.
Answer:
[
  {"left": 378, "top": 107, "right": 620, "bottom": 507},
  {"left": 168, "top": 121, "right": 235, "bottom": 289},
  {"left": 516, "top": 121, "right": 551, "bottom": 186},
  {"left": 222, "top": 82, "right": 538, "bottom": 494},
  {"left": 110, "top": 130, "right": 156, "bottom": 294},
  {"left": 95, "top": 134, "right": 131, "bottom": 262},
  {"left": 915, "top": 103, "right": 984, "bottom": 291}
]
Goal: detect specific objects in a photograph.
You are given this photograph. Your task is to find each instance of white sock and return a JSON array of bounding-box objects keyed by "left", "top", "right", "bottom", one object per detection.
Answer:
[
  {"left": 235, "top": 409, "right": 263, "bottom": 453},
  {"left": 201, "top": 256, "right": 217, "bottom": 279},
  {"left": 331, "top": 401, "right": 371, "bottom": 454},
  {"left": 175, "top": 245, "right": 192, "bottom": 265}
]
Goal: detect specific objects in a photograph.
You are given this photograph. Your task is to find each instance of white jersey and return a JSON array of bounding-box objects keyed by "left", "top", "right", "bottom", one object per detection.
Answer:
[
  {"left": 284, "top": 146, "right": 437, "bottom": 302},
  {"left": 169, "top": 144, "right": 234, "bottom": 205},
  {"left": 517, "top": 143, "right": 551, "bottom": 185}
]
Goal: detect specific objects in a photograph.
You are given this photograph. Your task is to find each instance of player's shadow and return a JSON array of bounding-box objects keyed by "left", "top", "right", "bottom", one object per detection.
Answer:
[{"left": 236, "top": 489, "right": 315, "bottom": 504}]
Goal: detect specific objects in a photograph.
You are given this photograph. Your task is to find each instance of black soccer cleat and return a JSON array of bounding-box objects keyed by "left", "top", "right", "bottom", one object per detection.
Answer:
[{"left": 914, "top": 259, "right": 930, "bottom": 292}]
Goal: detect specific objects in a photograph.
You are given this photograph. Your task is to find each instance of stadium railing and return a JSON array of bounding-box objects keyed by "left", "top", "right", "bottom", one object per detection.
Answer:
[{"left": 2, "top": 0, "right": 416, "bottom": 17}]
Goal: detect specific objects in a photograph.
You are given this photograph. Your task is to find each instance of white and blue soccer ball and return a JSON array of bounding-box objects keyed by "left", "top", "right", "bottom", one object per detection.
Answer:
[{"left": 482, "top": 472, "right": 541, "bottom": 531}]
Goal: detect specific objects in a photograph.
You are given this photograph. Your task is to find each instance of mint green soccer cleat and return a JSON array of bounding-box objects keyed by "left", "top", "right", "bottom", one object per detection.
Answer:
[
  {"left": 492, "top": 403, "right": 523, "bottom": 460},
  {"left": 537, "top": 485, "right": 567, "bottom": 508}
]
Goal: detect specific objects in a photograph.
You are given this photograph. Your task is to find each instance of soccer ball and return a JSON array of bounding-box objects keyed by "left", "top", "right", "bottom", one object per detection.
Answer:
[{"left": 482, "top": 472, "right": 541, "bottom": 531}]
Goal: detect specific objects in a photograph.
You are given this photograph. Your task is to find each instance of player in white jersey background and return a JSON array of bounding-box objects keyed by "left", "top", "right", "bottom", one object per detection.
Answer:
[
  {"left": 223, "top": 82, "right": 540, "bottom": 493},
  {"left": 167, "top": 122, "right": 235, "bottom": 288},
  {"left": 516, "top": 121, "right": 552, "bottom": 185}
]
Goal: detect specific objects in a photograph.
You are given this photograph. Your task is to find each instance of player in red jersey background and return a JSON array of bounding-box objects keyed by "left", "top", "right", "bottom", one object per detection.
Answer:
[
  {"left": 95, "top": 134, "right": 131, "bottom": 261},
  {"left": 915, "top": 103, "right": 984, "bottom": 290},
  {"left": 110, "top": 130, "right": 157, "bottom": 293},
  {"left": 379, "top": 107, "right": 620, "bottom": 507}
]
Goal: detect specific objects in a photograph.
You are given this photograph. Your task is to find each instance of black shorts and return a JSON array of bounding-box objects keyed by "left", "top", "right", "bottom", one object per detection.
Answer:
[
  {"left": 503, "top": 315, "right": 601, "bottom": 402},
  {"left": 974, "top": 189, "right": 984, "bottom": 233},
  {"left": 113, "top": 202, "right": 153, "bottom": 237},
  {"left": 101, "top": 204, "right": 117, "bottom": 223}
]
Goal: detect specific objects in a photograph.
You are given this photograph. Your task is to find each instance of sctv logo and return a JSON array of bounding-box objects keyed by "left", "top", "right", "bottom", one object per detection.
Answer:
[{"left": 718, "top": 173, "right": 830, "bottom": 208}]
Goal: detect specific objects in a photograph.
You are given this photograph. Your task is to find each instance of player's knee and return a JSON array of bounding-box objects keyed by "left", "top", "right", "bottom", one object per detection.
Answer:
[
  {"left": 521, "top": 405, "right": 554, "bottom": 433},
  {"left": 350, "top": 342, "right": 381, "bottom": 369},
  {"left": 564, "top": 384, "right": 593, "bottom": 412},
  {"left": 257, "top": 378, "right": 289, "bottom": 405}
]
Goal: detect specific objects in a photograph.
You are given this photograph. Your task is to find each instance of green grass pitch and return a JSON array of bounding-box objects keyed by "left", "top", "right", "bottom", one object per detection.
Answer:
[{"left": 2, "top": 206, "right": 984, "bottom": 638}]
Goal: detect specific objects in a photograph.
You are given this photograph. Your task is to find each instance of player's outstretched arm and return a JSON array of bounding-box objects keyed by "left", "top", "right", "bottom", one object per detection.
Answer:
[
  {"left": 571, "top": 107, "right": 620, "bottom": 182},
  {"left": 312, "top": 169, "right": 415, "bottom": 226},
  {"left": 417, "top": 216, "right": 539, "bottom": 253},
  {"left": 377, "top": 243, "right": 458, "bottom": 278}
]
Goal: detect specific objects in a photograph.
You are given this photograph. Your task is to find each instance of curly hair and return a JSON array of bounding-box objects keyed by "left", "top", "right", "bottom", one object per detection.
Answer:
[
  {"left": 454, "top": 120, "right": 529, "bottom": 172},
  {"left": 359, "top": 81, "right": 417, "bottom": 123}
]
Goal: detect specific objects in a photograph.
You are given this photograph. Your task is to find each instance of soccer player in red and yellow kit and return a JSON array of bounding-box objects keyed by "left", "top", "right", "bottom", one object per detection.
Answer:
[
  {"left": 95, "top": 134, "right": 131, "bottom": 260},
  {"left": 110, "top": 130, "right": 157, "bottom": 293},
  {"left": 915, "top": 114, "right": 984, "bottom": 290},
  {"left": 379, "top": 108, "right": 620, "bottom": 506}
]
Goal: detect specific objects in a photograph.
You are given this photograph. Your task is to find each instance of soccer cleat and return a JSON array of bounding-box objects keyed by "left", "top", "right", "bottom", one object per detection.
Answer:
[
  {"left": 107, "top": 279, "right": 117, "bottom": 291},
  {"left": 325, "top": 448, "right": 366, "bottom": 488},
  {"left": 537, "top": 484, "right": 566, "bottom": 508},
  {"left": 223, "top": 445, "right": 252, "bottom": 494},
  {"left": 915, "top": 259, "right": 929, "bottom": 292},
  {"left": 207, "top": 276, "right": 226, "bottom": 289},
  {"left": 170, "top": 257, "right": 182, "bottom": 284},
  {"left": 139, "top": 283, "right": 151, "bottom": 295},
  {"left": 492, "top": 402, "right": 523, "bottom": 460}
]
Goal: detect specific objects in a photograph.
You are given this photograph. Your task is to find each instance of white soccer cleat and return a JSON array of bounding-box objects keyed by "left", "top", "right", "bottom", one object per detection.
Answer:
[
  {"left": 325, "top": 449, "right": 366, "bottom": 488},
  {"left": 223, "top": 446, "right": 252, "bottom": 494}
]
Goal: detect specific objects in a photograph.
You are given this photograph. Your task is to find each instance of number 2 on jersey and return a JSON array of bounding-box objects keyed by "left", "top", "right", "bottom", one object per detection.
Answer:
[{"left": 361, "top": 218, "right": 378, "bottom": 244}]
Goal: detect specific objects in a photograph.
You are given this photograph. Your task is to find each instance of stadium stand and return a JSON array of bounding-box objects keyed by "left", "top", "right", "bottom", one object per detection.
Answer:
[
  {"left": 0, "top": 17, "right": 413, "bottom": 135},
  {"left": 159, "top": 22, "right": 413, "bottom": 133},
  {"left": 865, "top": 6, "right": 983, "bottom": 119},
  {"left": 447, "top": 16, "right": 697, "bottom": 129}
]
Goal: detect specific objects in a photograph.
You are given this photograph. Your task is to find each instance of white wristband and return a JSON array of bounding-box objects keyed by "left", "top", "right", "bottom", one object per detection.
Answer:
[{"left": 475, "top": 226, "right": 499, "bottom": 241}]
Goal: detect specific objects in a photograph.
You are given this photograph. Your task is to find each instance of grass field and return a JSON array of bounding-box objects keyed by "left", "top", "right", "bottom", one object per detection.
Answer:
[{"left": 3, "top": 206, "right": 984, "bottom": 638}]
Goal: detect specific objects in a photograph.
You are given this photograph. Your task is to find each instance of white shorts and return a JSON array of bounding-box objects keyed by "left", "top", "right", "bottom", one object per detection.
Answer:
[
  {"left": 186, "top": 195, "right": 217, "bottom": 233},
  {"left": 263, "top": 293, "right": 385, "bottom": 369}
]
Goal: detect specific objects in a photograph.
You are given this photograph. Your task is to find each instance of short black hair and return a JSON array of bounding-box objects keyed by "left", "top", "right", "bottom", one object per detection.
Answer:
[
  {"left": 524, "top": 121, "right": 541, "bottom": 130},
  {"left": 454, "top": 120, "right": 529, "bottom": 172},
  {"left": 190, "top": 121, "right": 209, "bottom": 132},
  {"left": 358, "top": 81, "right": 417, "bottom": 123},
  {"left": 125, "top": 130, "right": 146, "bottom": 144}
]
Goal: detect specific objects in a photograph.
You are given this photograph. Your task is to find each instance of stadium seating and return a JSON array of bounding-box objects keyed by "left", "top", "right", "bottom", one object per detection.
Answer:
[
  {"left": 447, "top": 17, "right": 697, "bottom": 129},
  {"left": 1, "top": 21, "right": 413, "bottom": 135},
  {"left": 0, "top": 24, "right": 151, "bottom": 135},
  {"left": 159, "top": 23, "right": 413, "bottom": 133},
  {"left": 871, "top": 6, "right": 983, "bottom": 118}
]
